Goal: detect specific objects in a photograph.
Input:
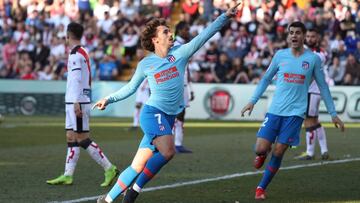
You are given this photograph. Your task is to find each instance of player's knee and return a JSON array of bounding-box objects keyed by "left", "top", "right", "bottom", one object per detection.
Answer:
[
  {"left": 273, "top": 146, "right": 287, "bottom": 157},
  {"left": 161, "top": 148, "right": 176, "bottom": 160},
  {"left": 131, "top": 163, "right": 146, "bottom": 173}
]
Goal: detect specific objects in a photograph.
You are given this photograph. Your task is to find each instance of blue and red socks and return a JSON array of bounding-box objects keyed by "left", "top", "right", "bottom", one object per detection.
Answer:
[
  {"left": 132, "top": 152, "right": 168, "bottom": 192},
  {"left": 106, "top": 166, "right": 139, "bottom": 202},
  {"left": 258, "top": 154, "right": 283, "bottom": 190}
]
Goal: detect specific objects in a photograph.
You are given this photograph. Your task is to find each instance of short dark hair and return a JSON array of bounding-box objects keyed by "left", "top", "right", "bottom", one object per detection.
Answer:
[
  {"left": 141, "top": 18, "right": 168, "bottom": 52},
  {"left": 307, "top": 28, "right": 319, "bottom": 34},
  {"left": 67, "top": 22, "right": 84, "bottom": 40},
  {"left": 288, "top": 21, "right": 306, "bottom": 34},
  {"left": 175, "top": 21, "right": 189, "bottom": 35}
]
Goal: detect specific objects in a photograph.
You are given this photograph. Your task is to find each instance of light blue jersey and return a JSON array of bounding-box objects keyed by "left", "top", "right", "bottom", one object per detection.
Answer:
[
  {"left": 106, "top": 14, "right": 229, "bottom": 115},
  {"left": 250, "top": 48, "right": 337, "bottom": 118}
]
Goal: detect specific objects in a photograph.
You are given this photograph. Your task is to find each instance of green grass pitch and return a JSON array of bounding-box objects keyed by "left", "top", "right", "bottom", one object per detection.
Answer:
[{"left": 0, "top": 116, "right": 359, "bottom": 203}]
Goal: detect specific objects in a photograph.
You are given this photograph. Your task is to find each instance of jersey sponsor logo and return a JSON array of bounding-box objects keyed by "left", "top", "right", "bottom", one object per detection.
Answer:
[
  {"left": 284, "top": 73, "right": 305, "bottom": 84},
  {"left": 154, "top": 66, "right": 179, "bottom": 84},
  {"left": 167, "top": 55, "right": 176, "bottom": 62},
  {"left": 204, "top": 88, "right": 234, "bottom": 118},
  {"left": 302, "top": 61, "right": 310, "bottom": 70}
]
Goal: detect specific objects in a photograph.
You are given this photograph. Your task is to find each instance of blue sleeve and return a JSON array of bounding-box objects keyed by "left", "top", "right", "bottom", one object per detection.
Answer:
[
  {"left": 105, "top": 66, "right": 145, "bottom": 104},
  {"left": 313, "top": 56, "right": 337, "bottom": 117},
  {"left": 249, "top": 53, "right": 279, "bottom": 104},
  {"left": 176, "top": 13, "right": 229, "bottom": 59}
]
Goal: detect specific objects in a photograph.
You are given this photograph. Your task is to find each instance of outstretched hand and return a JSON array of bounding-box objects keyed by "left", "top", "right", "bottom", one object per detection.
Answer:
[
  {"left": 241, "top": 103, "right": 254, "bottom": 117},
  {"left": 226, "top": 1, "right": 243, "bottom": 17},
  {"left": 332, "top": 116, "right": 345, "bottom": 132},
  {"left": 92, "top": 98, "right": 108, "bottom": 110}
]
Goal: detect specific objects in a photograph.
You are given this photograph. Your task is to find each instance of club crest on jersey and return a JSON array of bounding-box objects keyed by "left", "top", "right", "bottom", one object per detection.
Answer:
[
  {"left": 167, "top": 55, "right": 176, "bottom": 62},
  {"left": 302, "top": 61, "right": 310, "bottom": 70}
]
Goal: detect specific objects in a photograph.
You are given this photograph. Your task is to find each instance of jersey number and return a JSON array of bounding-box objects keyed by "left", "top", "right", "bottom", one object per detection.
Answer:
[
  {"left": 154, "top": 114, "right": 162, "bottom": 124},
  {"left": 261, "top": 117, "right": 269, "bottom": 127}
]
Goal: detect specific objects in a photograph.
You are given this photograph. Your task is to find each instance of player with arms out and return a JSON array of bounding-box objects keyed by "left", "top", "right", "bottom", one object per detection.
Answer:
[
  {"left": 241, "top": 22, "right": 345, "bottom": 200},
  {"left": 295, "top": 28, "right": 334, "bottom": 160},
  {"left": 94, "top": 3, "right": 243, "bottom": 203},
  {"left": 46, "top": 22, "right": 118, "bottom": 187}
]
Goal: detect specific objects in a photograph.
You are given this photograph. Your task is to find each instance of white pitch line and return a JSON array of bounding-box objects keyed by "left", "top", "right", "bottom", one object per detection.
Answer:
[{"left": 49, "top": 157, "right": 360, "bottom": 203}]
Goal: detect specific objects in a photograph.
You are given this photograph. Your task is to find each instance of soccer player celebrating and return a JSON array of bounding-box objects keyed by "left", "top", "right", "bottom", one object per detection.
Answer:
[
  {"left": 295, "top": 28, "right": 334, "bottom": 160},
  {"left": 94, "top": 3, "right": 243, "bottom": 203},
  {"left": 241, "top": 22, "right": 345, "bottom": 200},
  {"left": 173, "top": 21, "right": 195, "bottom": 153},
  {"left": 46, "top": 22, "right": 118, "bottom": 187}
]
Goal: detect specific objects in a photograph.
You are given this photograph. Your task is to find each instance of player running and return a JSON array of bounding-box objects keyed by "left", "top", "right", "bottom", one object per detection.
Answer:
[
  {"left": 94, "top": 3, "right": 243, "bottom": 203},
  {"left": 46, "top": 22, "right": 118, "bottom": 187},
  {"left": 241, "top": 22, "right": 345, "bottom": 200}
]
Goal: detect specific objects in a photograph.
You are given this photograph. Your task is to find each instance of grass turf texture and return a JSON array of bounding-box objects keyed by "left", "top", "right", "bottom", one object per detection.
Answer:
[{"left": 0, "top": 116, "right": 359, "bottom": 203}]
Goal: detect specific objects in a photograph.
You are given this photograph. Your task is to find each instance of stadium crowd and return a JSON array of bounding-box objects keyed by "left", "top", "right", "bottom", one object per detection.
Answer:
[{"left": 0, "top": 0, "right": 359, "bottom": 85}]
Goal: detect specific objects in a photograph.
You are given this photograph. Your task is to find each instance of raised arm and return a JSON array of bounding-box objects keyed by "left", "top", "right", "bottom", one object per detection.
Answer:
[
  {"left": 177, "top": 2, "right": 242, "bottom": 58},
  {"left": 93, "top": 66, "right": 145, "bottom": 110}
]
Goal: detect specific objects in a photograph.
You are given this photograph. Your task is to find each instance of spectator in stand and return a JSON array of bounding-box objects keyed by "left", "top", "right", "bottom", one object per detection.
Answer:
[
  {"left": 272, "top": 26, "right": 287, "bottom": 51},
  {"left": 244, "top": 45, "right": 259, "bottom": 66},
  {"left": 182, "top": 0, "right": 199, "bottom": 22},
  {"left": 340, "top": 9, "right": 356, "bottom": 38},
  {"left": 49, "top": 36, "right": 66, "bottom": 60},
  {"left": 327, "top": 55, "right": 346, "bottom": 85},
  {"left": 94, "top": 0, "right": 110, "bottom": 20},
  {"left": 212, "top": 52, "right": 230, "bottom": 83},
  {"left": 344, "top": 31, "right": 359, "bottom": 55},
  {"left": 343, "top": 54, "right": 360, "bottom": 85},
  {"left": 97, "top": 11, "right": 114, "bottom": 37},
  {"left": 98, "top": 54, "right": 118, "bottom": 81},
  {"left": 119, "top": 23, "right": 140, "bottom": 60},
  {"left": 42, "top": 23, "right": 53, "bottom": 47},
  {"left": 120, "top": 0, "right": 138, "bottom": 22},
  {"left": 233, "top": 57, "right": 250, "bottom": 84},
  {"left": 33, "top": 40, "right": 50, "bottom": 67},
  {"left": 37, "top": 64, "right": 54, "bottom": 80},
  {"left": 2, "top": 37, "right": 17, "bottom": 67}
]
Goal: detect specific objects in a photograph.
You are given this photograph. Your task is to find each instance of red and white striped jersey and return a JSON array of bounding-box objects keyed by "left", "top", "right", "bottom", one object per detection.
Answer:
[
  {"left": 308, "top": 47, "right": 334, "bottom": 94},
  {"left": 65, "top": 45, "right": 92, "bottom": 103}
]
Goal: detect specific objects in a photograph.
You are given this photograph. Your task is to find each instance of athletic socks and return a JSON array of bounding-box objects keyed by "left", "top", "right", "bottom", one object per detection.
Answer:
[
  {"left": 306, "top": 124, "right": 328, "bottom": 156},
  {"left": 316, "top": 125, "right": 328, "bottom": 154},
  {"left": 174, "top": 120, "right": 184, "bottom": 146},
  {"left": 64, "top": 142, "right": 80, "bottom": 176},
  {"left": 258, "top": 155, "right": 283, "bottom": 190},
  {"left": 133, "top": 152, "right": 168, "bottom": 192},
  {"left": 305, "top": 128, "right": 316, "bottom": 157},
  {"left": 106, "top": 166, "right": 139, "bottom": 202},
  {"left": 79, "top": 138, "right": 112, "bottom": 170}
]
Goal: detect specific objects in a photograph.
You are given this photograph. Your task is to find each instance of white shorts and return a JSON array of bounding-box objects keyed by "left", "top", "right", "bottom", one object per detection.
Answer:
[
  {"left": 306, "top": 93, "right": 321, "bottom": 118},
  {"left": 135, "top": 89, "right": 150, "bottom": 104},
  {"left": 65, "top": 103, "right": 90, "bottom": 132}
]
